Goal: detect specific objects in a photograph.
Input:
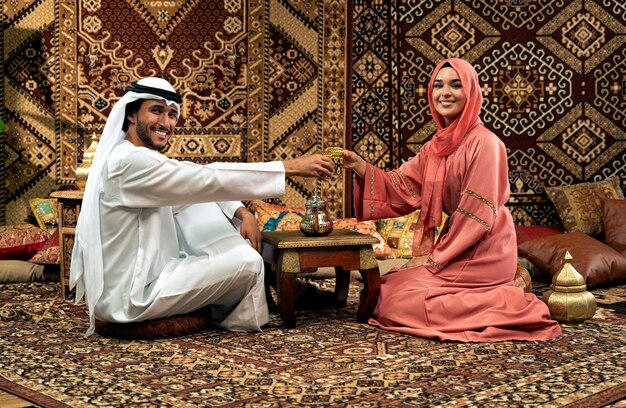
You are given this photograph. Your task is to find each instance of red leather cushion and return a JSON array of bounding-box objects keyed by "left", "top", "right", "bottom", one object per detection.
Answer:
[{"left": 515, "top": 225, "right": 563, "bottom": 246}]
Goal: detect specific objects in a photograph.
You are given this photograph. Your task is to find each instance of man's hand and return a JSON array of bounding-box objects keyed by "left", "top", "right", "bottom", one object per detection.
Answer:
[
  {"left": 282, "top": 154, "right": 335, "bottom": 178},
  {"left": 235, "top": 207, "right": 262, "bottom": 253},
  {"left": 342, "top": 150, "right": 367, "bottom": 178}
]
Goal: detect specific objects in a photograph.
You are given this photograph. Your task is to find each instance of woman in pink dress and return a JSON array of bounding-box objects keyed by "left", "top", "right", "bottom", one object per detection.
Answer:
[{"left": 343, "top": 58, "right": 562, "bottom": 342}]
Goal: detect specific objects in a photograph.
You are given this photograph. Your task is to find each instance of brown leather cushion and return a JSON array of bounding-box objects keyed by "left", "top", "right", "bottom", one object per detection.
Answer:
[
  {"left": 514, "top": 265, "right": 532, "bottom": 293},
  {"left": 518, "top": 231, "right": 626, "bottom": 289},
  {"left": 602, "top": 199, "right": 626, "bottom": 256},
  {"left": 96, "top": 306, "right": 213, "bottom": 340}
]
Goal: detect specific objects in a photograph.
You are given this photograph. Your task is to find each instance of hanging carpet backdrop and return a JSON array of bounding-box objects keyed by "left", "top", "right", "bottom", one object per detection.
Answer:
[
  {"left": 1, "top": 281, "right": 626, "bottom": 406},
  {"left": 2, "top": 0, "right": 625, "bottom": 225},
  {"left": 2, "top": 0, "right": 347, "bottom": 225},
  {"left": 348, "top": 0, "right": 626, "bottom": 224}
]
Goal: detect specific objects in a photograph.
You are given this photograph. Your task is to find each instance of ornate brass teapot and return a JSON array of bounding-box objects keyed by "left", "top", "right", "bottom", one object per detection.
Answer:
[{"left": 300, "top": 194, "right": 333, "bottom": 236}]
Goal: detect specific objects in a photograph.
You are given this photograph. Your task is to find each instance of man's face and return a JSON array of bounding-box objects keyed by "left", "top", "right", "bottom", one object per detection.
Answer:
[{"left": 127, "top": 99, "right": 179, "bottom": 151}]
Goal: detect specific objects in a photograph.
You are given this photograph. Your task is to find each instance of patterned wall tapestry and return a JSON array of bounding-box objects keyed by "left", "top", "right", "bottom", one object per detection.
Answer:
[
  {"left": 349, "top": 0, "right": 626, "bottom": 226},
  {"left": 3, "top": 0, "right": 58, "bottom": 226},
  {"left": 2, "top": 0, "right": 347, "bottom": 224},
  {"left": 4, "top": 0, "right": 625, "bottom": 226}
]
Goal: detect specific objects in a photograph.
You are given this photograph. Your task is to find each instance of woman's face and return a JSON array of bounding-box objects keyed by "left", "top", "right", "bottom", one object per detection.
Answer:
[{"left": 432, "top": 66, "right": 466, "bottom": 127}]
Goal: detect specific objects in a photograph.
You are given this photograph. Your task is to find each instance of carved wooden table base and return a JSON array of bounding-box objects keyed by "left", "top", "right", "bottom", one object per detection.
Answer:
[{"left": 261, "top": 229, "right": 381, "bottom": 328}]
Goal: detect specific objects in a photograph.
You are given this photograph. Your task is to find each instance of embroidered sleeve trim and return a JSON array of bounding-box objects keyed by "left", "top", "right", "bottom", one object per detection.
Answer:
[
  {"left": 456, "top": 207, "right": 490, "bottom": 230},
  {"left": 390, "top": 171, "right": 400, "bottom": 192},
  {"left": 427, "top": 257, "right": 443, "bottom": 270},
  {"left": 464, "top": 189, "right": 496, "bottom": 214},
  {"left": 398, "top": 169, "right": 416, "bottom": 198},
  {"left": 369, "top": 203, "right": 375, "bottom": 220}
]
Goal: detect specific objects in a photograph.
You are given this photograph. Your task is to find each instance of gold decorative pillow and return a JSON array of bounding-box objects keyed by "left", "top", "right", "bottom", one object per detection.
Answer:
[
  {"left": 545, "top": 176, "right": 624, "bottom": 236},
  {"left": 29, "top": 198, "right": 58, "bottom": 233},
  {"left": 249, "top": 200, "right": 305, "bottom": 232},
  {"left": 376, "top": 210, "right": 421, "bottom": 258},
  {"left": 376, "top": 210, "right": 448, "bottom": 258},
  {"left": 333, "top": 218, "right": 395, "bottom": 260}
]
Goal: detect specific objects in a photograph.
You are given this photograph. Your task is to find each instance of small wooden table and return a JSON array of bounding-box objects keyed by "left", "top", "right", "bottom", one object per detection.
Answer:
[
  {"left": 261, "top": 229, "right": 381, "bottom": 328},
  {"left": 49, "top": 189, "right": 83, "bottom": 298}
]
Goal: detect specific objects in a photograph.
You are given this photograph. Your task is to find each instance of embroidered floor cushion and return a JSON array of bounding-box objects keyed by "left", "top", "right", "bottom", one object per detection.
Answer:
[
  {"left": 0, "top": 224, "right": 50, "bottom": 261},
  {"left": 28, "top": 229, "right": 60, "bottom": 265},
  {"left": 95, "top": 305, "right": 213, "bottom": 340}
]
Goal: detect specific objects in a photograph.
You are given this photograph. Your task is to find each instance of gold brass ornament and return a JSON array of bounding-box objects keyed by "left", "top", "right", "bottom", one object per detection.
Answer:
[
  {"left": 75, "top": 132, "right": 100, "bottom": 190},
  {"left": 542, "top": 251, "right": 597, "bottom": 327}
]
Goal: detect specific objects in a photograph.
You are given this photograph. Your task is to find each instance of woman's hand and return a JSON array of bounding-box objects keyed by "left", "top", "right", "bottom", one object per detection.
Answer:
[
  {"left": 282, "top": 154, "right": 335, "bottom": 178},
  {"left": 235, "top": 207, "right": 262, "bottom": 253},
  {"left": 342, "top": 150, "right": 367, "bottom": 178},
  {"left": 399, "top": 257, "right": 426, "bottom": 270}
]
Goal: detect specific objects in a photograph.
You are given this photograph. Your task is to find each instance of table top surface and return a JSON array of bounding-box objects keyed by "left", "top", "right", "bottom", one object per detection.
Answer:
[{"left": 261, "top": 229, "right": 379, "bottom": 249}]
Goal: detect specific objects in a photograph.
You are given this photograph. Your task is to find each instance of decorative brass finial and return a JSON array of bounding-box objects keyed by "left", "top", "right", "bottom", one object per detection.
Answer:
[
  {"left": 542, "top": 251, "right": 597, "bottom": 327},
  {"left": 75, "top": 131, "right": 100, "bottom": 190}
]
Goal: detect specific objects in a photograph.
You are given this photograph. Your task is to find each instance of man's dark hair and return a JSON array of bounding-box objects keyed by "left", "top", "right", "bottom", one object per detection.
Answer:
[{"left": 122, "top": 99, "right": 145, "bottom": 132}]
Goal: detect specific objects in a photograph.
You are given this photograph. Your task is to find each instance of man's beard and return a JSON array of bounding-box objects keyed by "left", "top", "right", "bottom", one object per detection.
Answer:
[{"left": 136, "top": 119, "right": 167, "bottom": 151}]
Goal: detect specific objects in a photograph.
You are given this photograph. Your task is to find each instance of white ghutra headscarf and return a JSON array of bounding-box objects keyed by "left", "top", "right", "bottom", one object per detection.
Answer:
[{"left": 70, "top": 77, "right": 182, "bottom": 335}]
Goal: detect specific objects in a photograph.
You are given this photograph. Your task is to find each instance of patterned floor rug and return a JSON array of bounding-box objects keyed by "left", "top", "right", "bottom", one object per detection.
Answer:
[{"left": 1, "top": 281, "right": 625, "bottom": 407}]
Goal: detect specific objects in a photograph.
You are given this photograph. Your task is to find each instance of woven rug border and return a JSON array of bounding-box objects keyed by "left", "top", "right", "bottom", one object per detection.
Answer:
[{"left": 0, "top": 375, "right": 71, "bottom": 408}]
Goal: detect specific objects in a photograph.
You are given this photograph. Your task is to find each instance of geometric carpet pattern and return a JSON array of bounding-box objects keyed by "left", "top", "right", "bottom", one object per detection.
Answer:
[
  {"left": 3, "top": 0, "right": 59, "bottom": 226},
  {"left": 2, "top": 0, "right": 348, "bottom": 224},
  {"left": 348, "top": 0, "right": 626, "bottom": 225},
  {"left": 3, "top": 1, "right": 624, "bottom": 225},
  {"left": 1, "top": 281, "right": 626, "bottom": 406}
]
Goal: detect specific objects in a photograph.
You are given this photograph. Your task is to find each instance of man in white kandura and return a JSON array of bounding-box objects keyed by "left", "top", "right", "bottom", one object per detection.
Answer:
[{"left": 70, "top": 77, "right": 334, "bottom": 336}]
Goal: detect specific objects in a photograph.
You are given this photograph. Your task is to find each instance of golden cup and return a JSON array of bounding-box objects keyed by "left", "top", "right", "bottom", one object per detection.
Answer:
[{"left": 320, "top": 147, "right": 344, "bottom": 175}]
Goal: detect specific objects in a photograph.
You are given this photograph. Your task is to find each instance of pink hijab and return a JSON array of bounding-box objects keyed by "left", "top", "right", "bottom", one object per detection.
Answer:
[{"left": 413, "top": 58, "right": 484, "bottom": 255}]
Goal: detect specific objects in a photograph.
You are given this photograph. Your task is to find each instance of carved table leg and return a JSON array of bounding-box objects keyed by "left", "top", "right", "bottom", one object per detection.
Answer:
[
  {"left": 357, "top": 267, "right": 381, "bottom": 322},
  {"left": 334, "top": 266, "right": 350, "bottom": 307},
  {"left": 277, "top": 272, "right": 297, "bottom": 328}
]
